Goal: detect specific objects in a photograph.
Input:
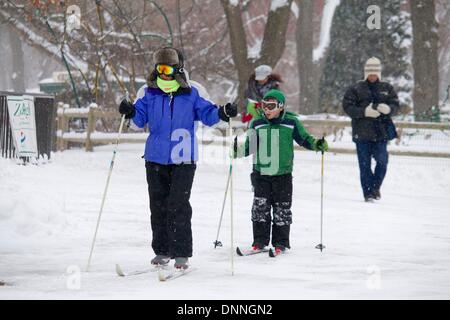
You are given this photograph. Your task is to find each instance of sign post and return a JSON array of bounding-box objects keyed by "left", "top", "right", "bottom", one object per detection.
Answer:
[{"left": 7, "top": 95, "right": 38, "bottom": 159}]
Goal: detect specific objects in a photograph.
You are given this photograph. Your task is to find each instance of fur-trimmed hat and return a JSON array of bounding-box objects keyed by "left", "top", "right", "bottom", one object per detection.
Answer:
[
  {"left": 147, "top": 47, "right": 189, "bottom": 89},
  {"left": 153, "top": 47, "right": 181, "bottom": 67}
]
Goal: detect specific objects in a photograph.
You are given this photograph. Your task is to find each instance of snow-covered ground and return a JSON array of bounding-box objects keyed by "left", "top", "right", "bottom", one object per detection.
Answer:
[{"left": 1, "top": 143, "right": 449, "bottom": 299}]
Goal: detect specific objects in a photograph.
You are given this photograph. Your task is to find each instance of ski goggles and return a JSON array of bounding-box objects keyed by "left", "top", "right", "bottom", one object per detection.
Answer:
[
  {"left": 261, "top": 100, "right": 280, "bottom": 111},
  {"left": 156, "top": 64, "right": 177, "bottom": 76}
]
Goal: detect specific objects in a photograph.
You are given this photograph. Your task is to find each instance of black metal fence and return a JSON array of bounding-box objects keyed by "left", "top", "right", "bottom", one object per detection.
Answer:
[{"left": 0, "top": 91, "right": 56, "bottom": 160}]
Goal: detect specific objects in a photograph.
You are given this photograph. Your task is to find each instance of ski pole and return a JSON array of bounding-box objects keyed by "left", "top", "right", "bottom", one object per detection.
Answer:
[
  {"left": 213, "top": 165, "right": 231, "bottom": 248},
  {"left": 213, "top": 133, "right": 238, "bottom": 248},
  {"left": 86, "top": 94, "right": 128, "bottom": 271},
  {"left": 229, "top": 119, "right": 235, "bottom": 275},
  {"left": 315, "top": 136, "right": 326, "bottom": 252}
]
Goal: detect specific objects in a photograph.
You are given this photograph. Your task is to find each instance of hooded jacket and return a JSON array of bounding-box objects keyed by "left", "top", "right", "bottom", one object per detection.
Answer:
[{"left": 132, "top": 78, "right": 220, "bottom": 164}]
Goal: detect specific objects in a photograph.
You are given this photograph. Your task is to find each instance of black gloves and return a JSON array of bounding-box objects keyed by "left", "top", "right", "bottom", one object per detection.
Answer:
[
  {"left": 218, "top": 102, "right": 238, "bottom": 122},
  {"left": 315, "top": 137, "right": 329, "bottom": 153},
  {"left": 119, "top": 99, "right": 136, "bottom": 119}
]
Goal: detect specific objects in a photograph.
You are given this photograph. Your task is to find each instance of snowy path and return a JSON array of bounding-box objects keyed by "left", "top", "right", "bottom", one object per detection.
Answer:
[{"left": 1, "top": 144, "right": 449, "bottom": 299}]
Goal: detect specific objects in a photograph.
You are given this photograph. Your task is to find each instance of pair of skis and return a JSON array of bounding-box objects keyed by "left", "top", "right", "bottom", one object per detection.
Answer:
[
  {"left": 115, "top": 263, "right": 195, "bottom": 281},
  {"left": 115, "top": 245, "right": 281, "bottom": 280},
  {"left": 236, "top": 246, "right": 285, "bottom": 258}
]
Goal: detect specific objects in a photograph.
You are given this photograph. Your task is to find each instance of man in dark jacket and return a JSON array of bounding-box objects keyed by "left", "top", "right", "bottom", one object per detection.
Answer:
[
  {"left": 343, "top": 57, "right": 399, "bottom": 202},
  {"left": 118, "top": 47, "right": 237, "bottom": 269}
]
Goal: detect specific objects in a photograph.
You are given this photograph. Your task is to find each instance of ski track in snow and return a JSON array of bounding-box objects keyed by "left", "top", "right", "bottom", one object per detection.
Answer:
[{"left": 0, "top": 144, "right": 449, "bottom": 299}]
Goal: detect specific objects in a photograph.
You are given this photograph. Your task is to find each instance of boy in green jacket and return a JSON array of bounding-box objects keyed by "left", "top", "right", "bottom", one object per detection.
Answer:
[{"left": 234, "top": 89, "right": 328, "bottom": 255}]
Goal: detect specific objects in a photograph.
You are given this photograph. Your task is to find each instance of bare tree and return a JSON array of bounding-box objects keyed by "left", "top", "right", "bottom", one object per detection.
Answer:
[
  {"left": 1, "top": 0, "right": 299, "bottom": 113},
  {"left": 0, "top": 0, "right": 176, "bottom": 107},
  {"left": 410, "top": 0, "right": 440, "bottom": 120},
  {"left": 220, "top": 0, "right": 293, "bottom": 110}
]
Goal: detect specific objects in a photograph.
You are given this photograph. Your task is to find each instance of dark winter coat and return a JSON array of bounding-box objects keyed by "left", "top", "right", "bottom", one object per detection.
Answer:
[
  {"left": 343, "top": 80, "right": 399, "bottom": 142},
  {"left": 245, "top": 74, "right": 282, "bottom": 102}
]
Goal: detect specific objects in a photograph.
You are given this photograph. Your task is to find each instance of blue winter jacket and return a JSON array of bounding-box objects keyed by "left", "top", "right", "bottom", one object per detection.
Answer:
[{"left": 132, "top": 86, "right": 220, "bottom": 164}]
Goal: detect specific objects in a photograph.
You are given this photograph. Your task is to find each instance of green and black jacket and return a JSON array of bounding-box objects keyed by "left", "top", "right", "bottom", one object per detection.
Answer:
[{"left": 236, "top": 110, "right": 319, "bottom": 176}]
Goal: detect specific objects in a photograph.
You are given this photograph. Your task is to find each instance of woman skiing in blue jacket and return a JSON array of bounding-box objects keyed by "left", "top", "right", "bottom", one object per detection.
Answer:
[{"left": 119, "top": 47, "right": 237, "bottom": 269}]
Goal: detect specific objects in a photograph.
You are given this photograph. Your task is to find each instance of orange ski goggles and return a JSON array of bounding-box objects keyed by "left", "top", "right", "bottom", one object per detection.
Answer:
[{"left": 156, "top": 64, "right": 177, "bottom": 76}]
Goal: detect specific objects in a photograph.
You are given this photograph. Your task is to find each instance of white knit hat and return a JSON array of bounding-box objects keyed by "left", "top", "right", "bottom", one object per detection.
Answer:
[
  {"left": 255, "top": 65, "right": 272, "bottom": 80},
  {"left": 364, "top": 57, "right": 382, "bottom": 80}
]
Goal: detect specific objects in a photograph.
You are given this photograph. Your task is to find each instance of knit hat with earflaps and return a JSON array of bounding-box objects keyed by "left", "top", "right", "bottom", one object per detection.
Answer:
[
  {"left": 364, "top": 57, "right": 382, "bottom": 80},
  {"left": 263, "top": 89, "right": 286, "bottom": 107},
  {"left": 147, "top": 47, "right": 190, "bottom": 89}
]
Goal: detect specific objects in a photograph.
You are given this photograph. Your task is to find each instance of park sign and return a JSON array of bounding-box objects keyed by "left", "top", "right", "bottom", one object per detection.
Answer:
[{"left": 7, "top": 95, "right": 38, "bottom": 158}]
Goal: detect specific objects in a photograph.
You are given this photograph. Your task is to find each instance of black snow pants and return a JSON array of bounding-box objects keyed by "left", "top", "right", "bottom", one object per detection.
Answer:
[
  {"left": 146, "top": 161, "right": 196, "bottom": 258},
  {"left": 250, "top": 170, "right": 293, "bottom": 249}
]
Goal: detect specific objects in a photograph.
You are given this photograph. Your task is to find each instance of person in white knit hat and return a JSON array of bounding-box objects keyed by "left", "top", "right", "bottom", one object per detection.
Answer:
[
  {"left": 242, "top": 64, "right": 283, "bottom": 124},
  {"left": 342, "top": 57, "right": 400, "bottom": 202}
]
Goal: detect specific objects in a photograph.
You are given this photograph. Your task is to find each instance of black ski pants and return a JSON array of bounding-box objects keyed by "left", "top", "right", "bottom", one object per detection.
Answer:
[
  {"left": 146, "top": 161, "right": 196, "bottom": 258},
  {"left": 250, "top": 170, "right": 293, "bottom": 248}
]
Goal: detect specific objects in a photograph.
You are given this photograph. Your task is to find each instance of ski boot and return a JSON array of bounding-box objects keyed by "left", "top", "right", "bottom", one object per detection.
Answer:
[
  {"left": 274, "top": 245, "right": 286, "bottom": 255},
  {"left": 373, "top": 189, "right": 381, "bottom": 200},
  {"left": 252, "top": 243, "right": 265, "bottom": 252},
  {"left": 174, "top": 257, "right": 189, "bottom": 270},
  {"left": 151, "top": 255, "right": 170, "bottom": 266}
]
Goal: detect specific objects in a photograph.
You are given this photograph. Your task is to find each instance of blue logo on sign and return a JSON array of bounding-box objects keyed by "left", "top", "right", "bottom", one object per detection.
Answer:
[{"left": 20, "top": 131, "right": 26, "bottom": 144}]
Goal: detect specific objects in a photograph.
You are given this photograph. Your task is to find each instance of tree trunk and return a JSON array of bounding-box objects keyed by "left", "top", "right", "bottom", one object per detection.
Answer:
[
  {"left": 256, "top": 1, "right": 293, "bottom": 67},
  {"left": 221, "top": 0, "right": 293, "bottom": 111},
  {"left": 410, "top": 0, "right": 439, "bottom": 121},
  {"left": 436, "top": 0, "right": 450, "bottom": 103},
  {"left": 296, "top": 0, "right": 316, "bottom": 114},
  {"left": 220, "top": 0, "right": 252, "bottom": 109},
  {"left": 8, "top": 26, "right": 25, "bottom": 92}
]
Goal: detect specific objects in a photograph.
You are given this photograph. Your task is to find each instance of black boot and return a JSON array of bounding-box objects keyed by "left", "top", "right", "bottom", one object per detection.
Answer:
[{"left": 373, "top": 189, "right": 381, "bottom": 200}]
